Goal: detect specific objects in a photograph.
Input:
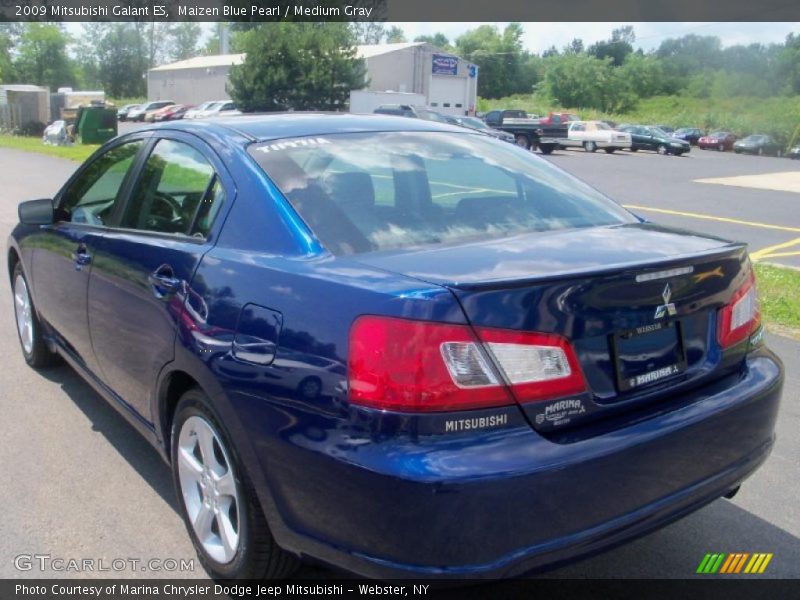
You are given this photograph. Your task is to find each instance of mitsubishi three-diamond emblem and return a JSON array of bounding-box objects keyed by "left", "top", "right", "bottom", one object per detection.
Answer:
[{"left": 654, "top": 283, "right": 677, "bottom": 319}]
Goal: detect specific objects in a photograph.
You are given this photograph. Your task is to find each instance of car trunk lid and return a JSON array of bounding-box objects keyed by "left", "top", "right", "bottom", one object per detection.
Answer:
[{"left": 355, "top": 223, "right": 752, "bottom": 432}]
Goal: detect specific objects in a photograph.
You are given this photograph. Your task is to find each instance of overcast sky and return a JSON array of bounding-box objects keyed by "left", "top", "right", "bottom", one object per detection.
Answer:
[{"left": 395, "top": 22, "right": 800, "bottom": 52}]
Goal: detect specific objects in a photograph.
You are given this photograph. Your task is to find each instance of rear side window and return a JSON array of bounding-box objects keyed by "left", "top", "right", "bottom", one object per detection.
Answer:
[
  {"left": 121, "top": 139, "right": 225, "bottom": 237},
  {"left": 249, "top": 132, "right": 635, "bottom": 255},
  {"left": 59, "top": 140, "right": 143, "bottom": 226}
]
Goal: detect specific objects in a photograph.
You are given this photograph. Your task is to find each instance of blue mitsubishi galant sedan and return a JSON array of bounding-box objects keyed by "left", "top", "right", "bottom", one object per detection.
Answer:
[{"left": 8, "top": 114, "right": 783, "bottom": 579}]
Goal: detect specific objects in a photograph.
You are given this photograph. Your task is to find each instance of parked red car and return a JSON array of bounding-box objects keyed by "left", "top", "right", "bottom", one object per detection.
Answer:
[
  {"left": 152, "top": 103, "right": 192, "bottom": 122},
  {"left": 698, "top": 131, "right": 737, "bottom": 151}
]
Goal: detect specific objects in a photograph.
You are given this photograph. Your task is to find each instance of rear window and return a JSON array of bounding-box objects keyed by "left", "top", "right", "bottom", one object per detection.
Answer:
[{"left": 248, "top": 132, "right": 636, "bottom": 255}]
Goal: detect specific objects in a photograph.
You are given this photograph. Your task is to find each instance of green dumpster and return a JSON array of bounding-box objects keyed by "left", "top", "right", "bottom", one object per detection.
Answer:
[{"left": 75, "top": 106, "right": 118, "bottom": 144}]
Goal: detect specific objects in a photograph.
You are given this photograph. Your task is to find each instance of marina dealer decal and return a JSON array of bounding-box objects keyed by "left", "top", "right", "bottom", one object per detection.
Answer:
[
  {"left": 535, "top": 398, "right": 588, "bottom": 427},
  {"left": 432, "top": 54, "right": 458, "bottom": 75}
]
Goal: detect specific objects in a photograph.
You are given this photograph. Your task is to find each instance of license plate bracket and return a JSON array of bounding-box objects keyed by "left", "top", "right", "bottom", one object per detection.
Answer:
[{"left": 612, "top": 321, "right": 687, "bottom": 393}]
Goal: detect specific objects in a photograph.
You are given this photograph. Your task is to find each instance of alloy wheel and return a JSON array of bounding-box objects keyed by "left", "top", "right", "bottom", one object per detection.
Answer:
[
  {"left": 14, "top": 274, "right": 34, "bottom": 355},
  {"left": 177, "top": 415, "right": 241, "bottom": 564}
]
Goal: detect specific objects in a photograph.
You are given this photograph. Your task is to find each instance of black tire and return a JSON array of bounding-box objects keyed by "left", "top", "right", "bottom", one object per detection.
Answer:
[
  {"left": 514, "top": 134, "right": 531, "bottom": 150},
  {"left": 718, "top": 144, "right": 725, "bottom": 152},
  {"left": 604, "top": 147, "right": 616, "bottom": 154},
  {"left": 11, "top": 262, "right": 60, "bottom": 368},
  {"left": 630, "top": 147, "right": 638, "bottom": 152},
  {"left": 297, "top": 376, "right": 322, "bottom": 400},
  {"left": 539, "top": 144, "right": 555, "bottom": 155},
  {"left": 171, "top": 388, "right": 299, "bottom": 580},
  {"left": 583, "top": 141, "right": 597, "bottom": 153},
  {"left": 657, "top": 144, "right": 668, "bottom": 155}
]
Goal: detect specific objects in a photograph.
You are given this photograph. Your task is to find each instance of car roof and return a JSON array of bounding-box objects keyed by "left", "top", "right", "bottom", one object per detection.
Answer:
[{"left": 141, "top": 112, "right": 468, "bottom": 141}]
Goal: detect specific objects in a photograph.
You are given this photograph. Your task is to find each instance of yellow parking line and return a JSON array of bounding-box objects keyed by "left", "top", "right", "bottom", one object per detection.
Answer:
[
  {"left": 757, "top": 250, "right": 800, "bottom": 259},
  {"left": 623, "top": 205, "right": 800, "bottom": 234},
  {"left": 750, "top": 237, "right": 800, "bottom": 261}
]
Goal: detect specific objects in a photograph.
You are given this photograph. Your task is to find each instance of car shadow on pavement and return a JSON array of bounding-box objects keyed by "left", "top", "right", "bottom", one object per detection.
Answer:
[
  {"left": 37, "top": 363, "right": 799, "bottom": 581},
  {"left": 37, "top": 363, "right": 179, "bottom": 510},
  {"left": 36, "top": 362, "right": 340, "bottom": 578}
]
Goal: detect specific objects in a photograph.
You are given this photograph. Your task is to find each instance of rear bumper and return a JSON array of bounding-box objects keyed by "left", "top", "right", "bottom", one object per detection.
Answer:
[{"left": 240, "top": 349, "right": 783, "bottom": 579}]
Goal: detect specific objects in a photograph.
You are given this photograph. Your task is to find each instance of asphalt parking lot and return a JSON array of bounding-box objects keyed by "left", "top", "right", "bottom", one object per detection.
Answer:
[
  {"left": 0, "top": 145, "right": 798, "bottom": 583},
  {"left": 544, "top": 146, "right": 800, "bottom": 269}
]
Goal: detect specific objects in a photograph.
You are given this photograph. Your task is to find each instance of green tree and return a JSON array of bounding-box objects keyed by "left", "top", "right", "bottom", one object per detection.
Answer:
[
  {"left": 656, "top": 34, "right": 723, "bottom": 92},
  {"left": 542, "top": 45, "right": 559, "bottom": 58},
  {"left": 588, "top": 26, "right": 635, "bottom": 67},
  {"left": 134, "top": 22, "right": 172, "bottom": 68},
  {"left": 73, "top": 22, "right": 106, "bottom": 89},
  {"left": 517, "top": 53, "right": 545, "bottom": 94},
  {"left": 0, "top": 24, "right": 20, "bottom": 83},
  {"left": 13, "top": 23, "right": 75, "bottom": 89},
  {"left": 385, "top": 26, "right": 406, "bottom": 43},
  {"left": 351, "top": 22, "right": 386, "bottom": 45},
  {"left": 618, "top": 53, "right": 664, "bottom": 98},
  {"left": 229, "top": 23, "right": 366, "bottom": 112},
  {"left": 778, "top": 33, "right": 800, "bottom": 94},
  {"left": 563, "top": 38, "right": 585, "bottom": 55},
  {"left": 413, "top": 33, "right": 451, "bottom": 50},
  {"left": 455, "top": 24, "right": 524, "bottom": 99},
  {"left": 169, "top": 22, "right": 202, "bottom": 61},
  {"left": 203, "top": 26, "right": 221, "bottom": 55},
  {"left": 543, "top": 53, "right": 635, "bottom": 112},
  {"left": 96, "top": 24, "right": 148, "bottom": 98}
]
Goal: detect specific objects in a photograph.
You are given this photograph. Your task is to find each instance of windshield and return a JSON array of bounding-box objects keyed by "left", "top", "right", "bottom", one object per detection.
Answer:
[
  {"left": 249, "top": 132, "right": 636, "bottom": 255},
  {"left": 743, "top": 135, "right": 762, "bottom": 142},
  {"left": 416, "top": 110, "right": 448, "bottom": 122},
  {"left": 459, "top": 117, "right": 489, "bottom": 130},
  {"left": 650, "top": 127, "right": 670, "bottom": 138},
  {"left": 594, "top": 122, "right": 611, "bottom": 130},
  {"left": 710, "top": 131, "right": 727, "bottom": 138}
]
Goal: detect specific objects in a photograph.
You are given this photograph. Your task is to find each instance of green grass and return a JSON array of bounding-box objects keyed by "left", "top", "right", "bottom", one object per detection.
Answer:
[
  {"left": 0, "top": 134, "right": 99, "bottom": 162},
  {"left": 479, "top": 94, "right": 800, "bottom": 146},
  {"left": 754, "top": 263, "right": 800, "bottom": 339}
]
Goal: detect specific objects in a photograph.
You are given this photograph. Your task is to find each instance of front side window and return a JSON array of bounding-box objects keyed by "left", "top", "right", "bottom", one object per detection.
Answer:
[
  {"left": 121, "top": 139, "right": 224, "bottom": 237},
  {"left": 249, "top": 132, "right": 636, "bottom": 255},
  {"left": 59, "top": 140, "right": 143, "bottom": 226}
]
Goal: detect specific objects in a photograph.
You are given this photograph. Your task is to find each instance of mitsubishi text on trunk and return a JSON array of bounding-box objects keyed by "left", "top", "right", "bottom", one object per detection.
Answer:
[{"left": 8, "top": 114, "right": 783, "bottom": 579}]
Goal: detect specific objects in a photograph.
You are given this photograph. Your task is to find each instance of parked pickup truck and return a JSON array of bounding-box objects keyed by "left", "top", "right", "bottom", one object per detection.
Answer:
[
  {"left": 561, "top": 120, "right": 633, "bottom": 153},
  {"left": 483, "top": 109, "right": 572, "bottom": 154}
]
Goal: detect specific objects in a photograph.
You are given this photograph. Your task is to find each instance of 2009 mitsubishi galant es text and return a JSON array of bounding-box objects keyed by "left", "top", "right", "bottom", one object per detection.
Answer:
[{"left": 8, "top": 114, "right": 783, "bottom": 579}]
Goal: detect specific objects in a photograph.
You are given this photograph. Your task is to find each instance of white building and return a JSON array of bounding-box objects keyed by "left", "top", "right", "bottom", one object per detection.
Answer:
[
  {"left": 356, "top": 42, "right": 478, "bottom": 115},
  {"left": 147, "top": 43, "right": 478, "bottom": 115},
  {"left": 147, "top": 54, "right": 246, "bottom": 105}
]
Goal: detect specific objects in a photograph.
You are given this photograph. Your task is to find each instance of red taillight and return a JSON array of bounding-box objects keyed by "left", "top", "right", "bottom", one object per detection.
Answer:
[
  {"left": 717, "top": 270, "right": 761, "bottom": 349},
  {"left": 348, "top": 316, "right": 586, "bottom": 412}
]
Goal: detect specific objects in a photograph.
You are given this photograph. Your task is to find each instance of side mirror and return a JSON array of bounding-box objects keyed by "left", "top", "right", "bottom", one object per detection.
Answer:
[{"left": 18, "top": 198, "right": 54, "bottom": 225}]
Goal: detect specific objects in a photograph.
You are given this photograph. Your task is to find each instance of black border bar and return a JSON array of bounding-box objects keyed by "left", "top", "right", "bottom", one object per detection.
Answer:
[{"left": 3, "top": 0, "right": 800, "bottom": 22}]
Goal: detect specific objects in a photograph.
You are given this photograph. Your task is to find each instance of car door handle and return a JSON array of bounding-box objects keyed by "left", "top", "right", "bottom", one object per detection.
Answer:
[
  {"left": 148, "top": 265, "right": 181, "bottom": 296},
  {"left": 73, "top": 244, "right": 91, "bottom": 270}
]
